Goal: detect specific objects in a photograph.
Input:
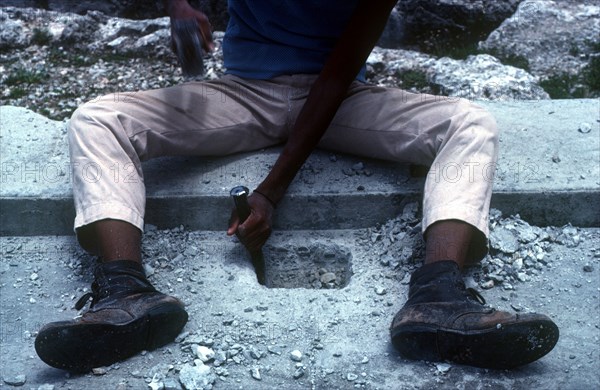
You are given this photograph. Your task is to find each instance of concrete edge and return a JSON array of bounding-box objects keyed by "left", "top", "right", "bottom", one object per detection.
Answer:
[{"left": 1, "top": 190, "right": 598, "bottom": 236}]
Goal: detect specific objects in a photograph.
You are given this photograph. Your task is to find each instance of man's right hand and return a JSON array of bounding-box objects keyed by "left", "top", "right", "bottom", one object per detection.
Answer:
[{"left": 164, "top": 0, "right": 215, "bottom": 53}]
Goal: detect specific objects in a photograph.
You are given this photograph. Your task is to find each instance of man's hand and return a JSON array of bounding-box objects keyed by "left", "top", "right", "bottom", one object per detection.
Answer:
[
  {"left": 164, "top": 0, "right": 215, "bottom": 52},
  {"left": 227, "top": 192, "right": 274, "bottom": 252}
]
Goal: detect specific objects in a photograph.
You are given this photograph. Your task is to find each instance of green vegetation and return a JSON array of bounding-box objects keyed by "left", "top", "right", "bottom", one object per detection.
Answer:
[
  {"left": 427, "top": 40, "right": 481, "bottom": 61},
  {"left": 480, "top": 48, "right": 530, "bottom": 71},
  {"left": 583, "top": 55, "right": 600, "bottom": 92},
  {"left": 396, "top": 69, "right": 430, "bottom": 90},
  {"left": 7, "top": 86, "right": 28, "bottom": 99},
  {"left": 31, "top": 27, "right": 52, "bottom": 46},
  {"left": 582, "top": 40, "right": 600, "bottom": 92},
  {"left": 540, "top": 74, "right": 588, "bottom": 99},
  {"left": 5, "top": 68, "right": 48, "bottom": 86},
  {"left": 47, "top": 47, "right": 143, "bottom": 68}
]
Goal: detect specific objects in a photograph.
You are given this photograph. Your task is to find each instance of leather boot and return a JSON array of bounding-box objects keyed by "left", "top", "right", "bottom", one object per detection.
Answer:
[
  {"left": 390, "top": 261, "right": 559, "bottom": 369},
  {"left": 35, "top": 260, "right": 188, "bottom": 372}
]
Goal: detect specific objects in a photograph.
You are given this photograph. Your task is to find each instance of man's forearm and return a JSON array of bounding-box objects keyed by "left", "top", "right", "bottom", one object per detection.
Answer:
[{"left": 256, "top": 0, "right": 397, "bottom": 204}]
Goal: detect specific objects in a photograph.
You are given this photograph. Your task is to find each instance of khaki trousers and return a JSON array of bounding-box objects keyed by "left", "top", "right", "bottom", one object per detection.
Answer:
[{"left": 68, "top": 74, "right": 499, "bottom": 260}]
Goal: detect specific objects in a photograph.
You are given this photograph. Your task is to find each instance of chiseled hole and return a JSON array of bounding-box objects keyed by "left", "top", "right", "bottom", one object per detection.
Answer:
[{"left": 262, "top": 243, "right": 352, "bottom": 289}]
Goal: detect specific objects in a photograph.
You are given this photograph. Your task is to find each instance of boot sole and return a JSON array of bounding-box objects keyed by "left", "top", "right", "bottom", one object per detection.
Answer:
[
  {"left": 35, "top": 303, "right": 188, "bottom": 372},
  {"left": 391, "top": 318, "right": 559, "bottom": 369}
]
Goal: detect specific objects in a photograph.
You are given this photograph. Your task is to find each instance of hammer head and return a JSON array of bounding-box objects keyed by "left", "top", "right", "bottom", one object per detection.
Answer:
[{"left": 172, "top": 19, "right": 204, "bottom": 77}]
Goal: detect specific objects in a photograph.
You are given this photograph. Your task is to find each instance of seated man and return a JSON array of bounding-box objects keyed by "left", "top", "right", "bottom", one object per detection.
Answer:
[{"left": 35, "top": 0, "right": 558, "bottom": 372}]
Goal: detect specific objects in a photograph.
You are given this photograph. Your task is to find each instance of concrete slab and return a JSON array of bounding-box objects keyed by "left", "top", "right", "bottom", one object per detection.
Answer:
[
  {"left": 1, "top": 99, "right": 599, "bottom": 236},
  {"left": 1, "top": 228, "right": 598, "bottom": 389}
]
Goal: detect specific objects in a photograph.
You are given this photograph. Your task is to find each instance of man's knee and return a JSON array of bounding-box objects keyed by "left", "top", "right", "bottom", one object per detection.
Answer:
[
  {"left": 68, "top": 97, "right": 121, "bottom": 148},
  {"left": 455, "top": 99, "right": 499, "bottom": 153}
]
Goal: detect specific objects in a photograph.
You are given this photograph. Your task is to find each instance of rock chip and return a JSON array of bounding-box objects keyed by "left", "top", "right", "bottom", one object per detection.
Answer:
[
  {"left": 3, "top": 374, "right": 26, "bottom": 386},
  {"left": 293, "top": 367, "right": 305, "bottom": 379},
  {"left": 194, "top": 346, "right": 215, "bottom": 363},
  {"left": 250, "top": 367, "right": 261, "bottom": 381},
  {"left": 178, "top": 363, "right": 216, "bottom": 390},
  {"left": 290, "top": 349, "right": 303, "bottom": 362}
]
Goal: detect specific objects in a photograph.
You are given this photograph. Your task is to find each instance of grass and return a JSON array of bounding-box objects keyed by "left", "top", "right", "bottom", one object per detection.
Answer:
[
  {"left": 396, "top": 69, "right": 430, "bottom": 90},
  {"left": 7, "top": 87, "right": 28, "bottom": 99},
  {"left": 5, "top": 68, "right": 48, "bottom": 86},
  {"left": 31, "top": 28, "right": 52, "bottom": 46},
  {"left": 47, "top": 47, "right": 143, "bottom": 68},
  {"left": 540, "top": 74, "right": 588, "bottom": 99},
  {"left": 583, "top": 56, "right": 600, "bottom": 92},
  {"left": 479, "top": 48, "right": 530, "bottom": 71}
]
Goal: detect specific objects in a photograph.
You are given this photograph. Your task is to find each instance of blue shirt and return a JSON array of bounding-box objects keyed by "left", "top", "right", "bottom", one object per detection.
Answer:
[{"left": 223, "top": 0, "right": 366, "bottom": 81}]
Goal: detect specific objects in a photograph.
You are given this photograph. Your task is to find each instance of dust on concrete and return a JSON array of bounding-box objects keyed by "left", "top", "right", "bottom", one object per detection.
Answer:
[{"left": 0, "top": 211, "right": 599, "bottom": 389}]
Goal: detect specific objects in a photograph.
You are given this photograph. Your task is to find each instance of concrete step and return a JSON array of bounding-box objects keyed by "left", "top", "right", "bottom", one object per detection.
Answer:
[{"left": 1, "top": 99, "right": 598, "bottom": 236}]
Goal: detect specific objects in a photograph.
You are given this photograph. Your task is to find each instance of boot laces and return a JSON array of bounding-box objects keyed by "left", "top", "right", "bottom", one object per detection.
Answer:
[
  {"left": 466, "top": 287, "right": 486, "bottom": 305},
  {"left": 74, "top": 280, "right": 105, "bottom": 310}
]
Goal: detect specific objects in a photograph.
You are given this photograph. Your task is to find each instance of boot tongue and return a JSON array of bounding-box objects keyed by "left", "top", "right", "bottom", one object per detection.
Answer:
[
  {"left": 95, "top": 260, "right": 156, "bottom": 297},
  {"left": 407, "top": 260, "right": 471, "bottom": 305},
  {"left": 409, "top": 260, "right": 461, "bottom": 285},
  {"left": 74, "top": 260, "right": 156, "bottom": 310}
]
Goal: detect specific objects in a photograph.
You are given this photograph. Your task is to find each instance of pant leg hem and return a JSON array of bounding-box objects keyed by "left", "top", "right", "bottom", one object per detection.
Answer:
[{"left": 74, "top": 203, "right": 144, "bottom": 233}]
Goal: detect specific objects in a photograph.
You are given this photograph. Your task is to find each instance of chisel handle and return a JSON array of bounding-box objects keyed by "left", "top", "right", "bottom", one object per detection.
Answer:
[
  {"left": 230, "top": 186, "right": 266, "bottom": 285},
  {"left": 230, "top": 186, "right": 251, "bottom": 223}
]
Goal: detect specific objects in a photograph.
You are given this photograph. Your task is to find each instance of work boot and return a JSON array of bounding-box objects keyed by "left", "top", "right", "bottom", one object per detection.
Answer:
[
  {"left": 35, "top": 260, "right": 188, "bottom": 372},
  {"left": 390, "top": 261, "right": 559, "bottom": 369}
]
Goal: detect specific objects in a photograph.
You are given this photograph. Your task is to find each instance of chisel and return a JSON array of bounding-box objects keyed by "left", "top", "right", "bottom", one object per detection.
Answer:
[{"left": 230, "top": 186, "right": 267, "bottom": 285}]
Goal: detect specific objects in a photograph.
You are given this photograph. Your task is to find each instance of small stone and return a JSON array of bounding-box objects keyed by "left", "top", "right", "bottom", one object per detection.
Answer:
[
  {"left": 213, "top": 351, "right": 227, "bottom": 366},
  {"left": 30, "top": 272, "right": 38, "bottom": 281},
  {"left": 148, "top": 379, "right": 164, "bottom": 390},
  {"left": 375, "top": 287, "right": 387, "bottom": 295},
  {"left": 357, "top": 185, "right": 365, "bottom": 191},
  {"left": 361, "top": 356, "right": 369, "bottom": 364},
  {"left": 583, "top": 265, "right": 593, "bottom": 272},
  {"left": 347, "top": 373, "right": 358, "bottom": 381},
  {"left": 179, "top": 363, "right": 216, "bottom": 390},
  {"left": 569, "top": 354, "right": 576, "bottom": 359},
  {"left": 352, "top": 162, "right": 364, "bottom": 171},
  {"left": 480, "top": 280, "right": 494, "bottom": 289},
  {"left": 195, "top": 346, "right": 215, "bottom": 363},
  {"left": 293, "top": 367, "right": 305, "bottom": 379},
  {"left": 143, "top": 264, "right": 155, "bottom": 277},
  {"left": 435, "top": 363, "right": 451, "bottom": 373},
  {"left": 37, "top": 384, "right": 55, "bottom": 390},
  {"left": 578, "top": 122, "right": 592, "bottom": 133},
  {"left": 92, "top": 367, "right": 107, "bottom": 375},
  {"left": 250, "top": 347, "right": 263, "bottom": 359},
  {"left": 3, "top": 375, "right": 26, "bottom": 386},
  {"left": 162, "top": 377, "right": 181, "bottom": 390},
  {"left": 551, "top": 155, "right": 561, "bottom": 163},
  {"left": 333, "top": 352, "right": 342, "bottom": 357},
  {"left": 513, "top": 258, "right": 523, "bottom": 271},
  {"left": 380, "top": 256, "right": 391, "bottom": 266},
  {"left": 290, "top": 350, "right": 303, "bottom": 362},
  {"left": 175, "top": 331, "right": 190, "bottom": 343},
  {"left": 320, "top": 273, "right": 336, "bottom": 284},
  {"left": 250, "top": 367, "right": 261, "bottom": 380}
]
